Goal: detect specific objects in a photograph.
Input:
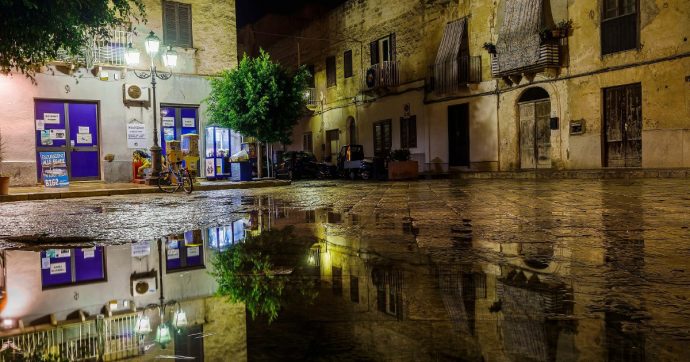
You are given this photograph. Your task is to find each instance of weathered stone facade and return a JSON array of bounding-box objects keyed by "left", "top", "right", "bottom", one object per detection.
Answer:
[{"left": 252, "top": 0, "right": 690, "bottom": 171}]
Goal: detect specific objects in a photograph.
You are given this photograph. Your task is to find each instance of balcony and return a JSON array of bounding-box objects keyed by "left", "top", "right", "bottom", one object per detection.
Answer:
[
  {"left": 53, "top": 30, "right": 134, "bottom": 68},
  {"left": 362, "top": 61, "right": 399, "bottom": 91},
  {"left": 426, "top": 55, "right": 482, "bottom": 94},
  {"left": 305, "top": 87, "right": 319, "bottom": 108},
  {"left": 491, "top": 41, "right": 560, "bottom": 78}
]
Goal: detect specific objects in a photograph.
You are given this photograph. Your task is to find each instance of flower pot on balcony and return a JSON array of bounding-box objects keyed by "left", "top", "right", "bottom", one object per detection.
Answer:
[
  {"left": 388, "top": 160, "right": 418, "bottom": 180},
  {"left": 0, "top": 176, "right": 9, "bottom": 195},
  {"left": 551, "top": 29, "right": 562, "bottom": 38}
]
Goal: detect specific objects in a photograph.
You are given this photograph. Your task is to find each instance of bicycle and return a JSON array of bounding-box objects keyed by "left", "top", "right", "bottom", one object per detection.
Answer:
[{"left": 158, "top": 161, "right": 194, "bottom": 194}]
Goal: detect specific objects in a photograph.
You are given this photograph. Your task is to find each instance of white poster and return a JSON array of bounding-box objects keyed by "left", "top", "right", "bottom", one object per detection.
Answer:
[
  {"left": 187, "top": 246, "right": 200, "bottom": 257},
  {"left": 182, "top": 117, "right": 195, "bottom": 128},
  {"left": 78, "top": 126, "right": 90, "bottom": 134},
  {"left": 50, "top": 129, "right": 66, "bottom": 140},
  {"left": 162, "top": 117, "right": 175, "bottom": 127},
  {"left": 127, "top": 120, "right": 147, "bottom": 149},
  {"left": 41, "top": 257, "right": 50, "bottom": 269},
  {"left": 205, "top": 159, "right": 215, "bottom": 176},
  {"left": 44, "top": 113, "right": 60, "bottom": 124},
  {"left": 36, "top": 119, "right": 45, "bottom": 131},
  {"left": 82, "top": 247, "right": 96, "bottom": 259},
  {"left": 56, "top": 249, "right": 71, "bottom": 258},
  {"left": 50, "top": 262, "right": 67, "bottom": 275},
  {"left": 167, "top": 248, "right": 180, "bottom": 260},
  {"left": 131, "top": 241, "right": 151, "bottom": 257},
  {"left": 76, "top": 133, "right": 92, "bottom": 144}
]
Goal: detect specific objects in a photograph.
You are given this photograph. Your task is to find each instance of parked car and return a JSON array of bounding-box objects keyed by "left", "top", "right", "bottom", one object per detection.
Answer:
[
  {"left": 337, "top": 145, "right": 375, "bottom": 180},
  {"left": 275, "top": 151, "right": 336, "bottom": 180}
]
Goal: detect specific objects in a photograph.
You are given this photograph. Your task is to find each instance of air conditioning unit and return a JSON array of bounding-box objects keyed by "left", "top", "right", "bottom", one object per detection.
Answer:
[
  {"left": 123, "top": 84, "right": 150, "bottom": 103},
  {"left": 131, "top": 276, "right": 157, "bottom": 297}
]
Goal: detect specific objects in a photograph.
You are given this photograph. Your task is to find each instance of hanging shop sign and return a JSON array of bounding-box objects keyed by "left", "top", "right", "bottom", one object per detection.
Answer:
[
  {"left": 127, "top": 119, "right": 147, "bottom": 148},
  {"left": 40, "top": 152, "right": 69, "bottom": 187}
]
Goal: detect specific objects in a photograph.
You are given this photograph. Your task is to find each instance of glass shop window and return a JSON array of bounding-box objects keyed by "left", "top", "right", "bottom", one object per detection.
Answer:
[
  {"left": 166, "top": 231, "right": 205, "bottom": 273},
  {"left": 41, "top": 247, "right": 106, "bottom": 289}
]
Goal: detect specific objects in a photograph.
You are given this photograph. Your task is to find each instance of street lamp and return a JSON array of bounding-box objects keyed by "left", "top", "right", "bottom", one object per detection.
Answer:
[
  {"left": 126, "top": 31, "right": 178, "bottom": 182},
  {"left": 134, "top": 238, "right": 188, "bottom": 349}
]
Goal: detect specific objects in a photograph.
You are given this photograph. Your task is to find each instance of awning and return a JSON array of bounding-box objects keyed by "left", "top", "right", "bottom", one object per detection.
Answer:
[
  {"left": 434, "top": 18, "right": 466, "bottom": 93},
  {"left": 496, "top": 0, "right": 543, "bottom": 73}
]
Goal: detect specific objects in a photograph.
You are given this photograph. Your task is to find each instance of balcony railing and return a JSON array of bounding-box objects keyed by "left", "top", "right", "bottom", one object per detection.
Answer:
[
  {"left": 491, "top": 41, "right": 560, "bottom": 78},
  {"left": 426, "top": 55, "right": 482, "bottom": 94},
  {"left": 305, "top": 87, "right": 318, "bottom": 107},
  {"left": 362, "top": 61, "right": 399, "bottom": 91},
  {"left": 0, "top": 313, "right": 140, "bottom": 361},
  {"left": 53, "top": 30, "right": 134, "bottom": 68}
]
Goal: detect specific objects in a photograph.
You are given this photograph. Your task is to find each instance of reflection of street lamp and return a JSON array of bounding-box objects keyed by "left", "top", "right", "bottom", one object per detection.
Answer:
[
  {"left": 125, "top": 31, "right": 178, "bottom": 181},
  {"left": 134, "top": 239, "right": 187, "bottom": 349}
]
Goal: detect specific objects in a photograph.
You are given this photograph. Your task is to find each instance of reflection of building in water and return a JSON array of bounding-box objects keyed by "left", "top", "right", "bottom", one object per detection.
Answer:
[{"left": 0, "top": 227, "right": 247, "bottom": 361}]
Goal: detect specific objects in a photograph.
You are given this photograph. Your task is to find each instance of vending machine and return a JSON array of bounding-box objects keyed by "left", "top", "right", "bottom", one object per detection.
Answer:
[{"left": 205, "top": 126, "right": 231, "bottom": 179}]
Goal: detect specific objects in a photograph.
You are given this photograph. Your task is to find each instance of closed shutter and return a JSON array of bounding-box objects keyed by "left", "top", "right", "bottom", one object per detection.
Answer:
[
  {"left": 389, "top": 33, "right": 396, "bottom": 62},
  {"left": 343, "top": 50, "right": 353, "bottom": 78},
  {"left": 177, "top": 3, "right": 192, "bottom": 48},
  {"left": 400, "top": 117, "right": 408, "bottom": 149},
  {"left": 370, "top": 41, "right": 379, "bottom": 65},
  {"left": 326, "top": 56, "right": 336, "bottom": 87},
  {"left": 163, "top": 1, "right": 178, "bottom": 46},
  {"left": 408, "top": 116, "right": 417, "bottom": 148}
]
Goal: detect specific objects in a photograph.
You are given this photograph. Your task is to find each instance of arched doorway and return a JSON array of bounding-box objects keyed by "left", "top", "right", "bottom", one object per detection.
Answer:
[
  {"left": 346, "top": 117, "right": 356, "bottom": 145},
  {"left": 518, "top": 87, "right": 551, "bottom": 169}
]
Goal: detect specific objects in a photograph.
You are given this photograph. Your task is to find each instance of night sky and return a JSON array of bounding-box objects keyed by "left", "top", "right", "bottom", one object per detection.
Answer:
[{"left": 236, "top": 0, "right": 346, "bottom": 28}]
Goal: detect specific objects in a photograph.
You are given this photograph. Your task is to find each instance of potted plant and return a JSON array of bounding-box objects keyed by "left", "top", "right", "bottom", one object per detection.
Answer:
[
  {"left": 553, "top": 19, "right": 573, "bottom": 38},
  {"left": 483, "top": 42, "right": 497, "bottom": 54},
  {"left": 0, "top": 127, "right": 9, "bottom": 195},
  {"left": 388, "top": 149, "right": 418, "bottom": 180}
]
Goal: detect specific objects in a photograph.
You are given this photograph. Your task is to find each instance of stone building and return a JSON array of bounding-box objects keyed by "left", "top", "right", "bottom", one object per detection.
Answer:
[
  {"left": 241, "top": 0, "right": 690, "bottom": 172},
  {"left": 0, "top": 0, "right": 238, "bottom": 186}
]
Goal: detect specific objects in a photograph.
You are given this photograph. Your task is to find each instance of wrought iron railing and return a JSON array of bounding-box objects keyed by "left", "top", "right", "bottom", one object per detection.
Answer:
[
  {"left": 0, "top": 313, "right": 140, "bottom": 361},
  {"left": 427, "top": 55, "right": 482, "bottom": 94},
  {"left": 362, "top": 61, "right": 399, "bottom": 91},
  {"left": 491, "top": 41, "right": 560, "bottom": 77},
  {"left": 305, "top": 88, "right": 318, "bottom": 107},
  {"left": 53, "top": 30, "right": 134, "bottom": 68}
]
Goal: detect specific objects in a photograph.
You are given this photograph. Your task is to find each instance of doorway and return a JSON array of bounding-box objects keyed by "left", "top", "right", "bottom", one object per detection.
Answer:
[
  {"left": 160, "top": 105, "right": 199, "bottom": 170},
  {"left": 518, "top": 88, "right": 551, "bottom": 169},
  {"left": 347, "top": 117, "right": 356, "bottom": 145},
  {"left": 448, "top": 104, "right": 470, "bottom": 167},
  {"left": 603, "top": 83, "right": 642, "bottom": 167},
  {"left": 35, "top": 100, "right": 100, "bottom": 181},
  {"left": 325, "top": 129, "right": 340, "bottom": 164}
]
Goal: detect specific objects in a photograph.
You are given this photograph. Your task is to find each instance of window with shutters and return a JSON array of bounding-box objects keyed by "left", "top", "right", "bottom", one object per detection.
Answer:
[
  {"left": 163, "top": 1, "right": 193, "bottom": 48},
  {"left": 601, "top": 0, "right": 638, "bottom": 55},
  {"left": 369, "top": 34, "right": 396, "bottom": 65},
  {"left": 400, "top": 116, "right": 417, "bottom": 149},
  {"left": 303, "top": 132, "right": 313, "bottom": 152},
  {"left": 326, "top": 56, "right": 336, "bottom": 87},
  {"left": 343, "top": 50, "right": 353, "bottom": 78},
  {"left": 373, "top": 119, "right": 392, "bottom": 157}
]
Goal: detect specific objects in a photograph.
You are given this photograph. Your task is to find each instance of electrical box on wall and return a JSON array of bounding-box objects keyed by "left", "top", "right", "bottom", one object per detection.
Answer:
[{"left": 123, "top": 84, "right": 150, "bottom": 104}]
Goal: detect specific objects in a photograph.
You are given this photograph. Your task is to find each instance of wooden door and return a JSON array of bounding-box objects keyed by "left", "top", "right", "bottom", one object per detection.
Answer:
[
  {"left": 448, "top": 104, "right": 470, "bottom": 167},
  {"left": 519, "top": 102, "right": 536, "bottom": 169},
  {"left": 604, "top": 84, "right": 642, "bottom": 167},
  {"left": 519, "top": 100, "right": 552, "bottom": 169}
]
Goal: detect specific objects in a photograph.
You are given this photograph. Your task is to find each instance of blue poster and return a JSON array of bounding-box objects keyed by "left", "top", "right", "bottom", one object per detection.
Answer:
[{"left": 40, "top": 152, "right": 69, "bottom": 187}]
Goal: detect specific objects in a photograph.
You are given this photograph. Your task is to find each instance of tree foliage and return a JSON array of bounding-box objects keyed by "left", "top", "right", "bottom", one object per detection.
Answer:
[
  {"left": 210, "top": 226, "right": 319, "bottom": 323},
  {"left": 206, "top": 50, "right": 309, "bottom": 144},
  {"left": 0, "top": 0, "right": 146, "bottom": 77}
]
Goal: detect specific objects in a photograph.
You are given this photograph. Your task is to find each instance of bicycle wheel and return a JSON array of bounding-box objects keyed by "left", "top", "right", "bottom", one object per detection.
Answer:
[
  {"left": 158, "top": 171, "right": 180, "bottom": 193},
  {"left": 182, "top": 169, "right": 194, "bottom": 194}
]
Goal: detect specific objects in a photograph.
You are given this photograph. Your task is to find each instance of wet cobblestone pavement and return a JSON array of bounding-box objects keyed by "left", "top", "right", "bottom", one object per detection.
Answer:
[{"left": 1, "top": 179, "right": 689, "bottom": 361}]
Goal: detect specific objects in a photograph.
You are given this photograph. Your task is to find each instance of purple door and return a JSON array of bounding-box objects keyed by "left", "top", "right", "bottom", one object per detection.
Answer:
[{"left": 35, "top": 100, "right": 100, "bottom": 181}]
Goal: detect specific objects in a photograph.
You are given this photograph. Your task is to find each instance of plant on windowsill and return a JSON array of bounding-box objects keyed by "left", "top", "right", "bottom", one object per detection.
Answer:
[
  {"left": 555, "top": 19, "right": 573, "bottom": 38},
  {"left": 388, "top": 149, "right": 418, "bottom": 181},
  {"left": 0, "top": 127, "right": 9, "bottom": 195},
  {"left": 482, "top": 42, "right": 497, "bottom": 55}
]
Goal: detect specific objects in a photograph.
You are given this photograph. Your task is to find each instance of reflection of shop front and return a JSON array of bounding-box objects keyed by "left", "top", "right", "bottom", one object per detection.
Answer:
[{"left": 34, "top": 100, "right": 101, "bottom": 183}]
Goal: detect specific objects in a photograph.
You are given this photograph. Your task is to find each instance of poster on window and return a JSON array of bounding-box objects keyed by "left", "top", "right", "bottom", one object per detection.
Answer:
[
  {"left": 40, "top": 152, "right": 69, "bottom": 187},
  {"left": 164, "top": 128, "right": 175, "bottom": 142},
  {"left": 205, "top": 159, "right": 215, "bottom": 176},
  {"left": 162, "top": 117, "right": 175, "bottom": 127},
  {"left": 182, "top": 117, "right": 195, "bottom": 128}
]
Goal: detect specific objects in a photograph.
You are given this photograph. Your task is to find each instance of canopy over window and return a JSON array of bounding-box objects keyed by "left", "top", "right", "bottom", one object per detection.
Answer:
[
  {"left": 434, "top": 18, "right": 467, "bottom": 93},
  {"left": 496, "top": 0, "right": 543, "bottom": 73}
]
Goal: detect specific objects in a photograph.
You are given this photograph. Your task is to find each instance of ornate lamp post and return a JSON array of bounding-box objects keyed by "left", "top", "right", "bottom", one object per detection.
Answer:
[{"left": 125, "top": 31, "right": 178, "bottom": 181}]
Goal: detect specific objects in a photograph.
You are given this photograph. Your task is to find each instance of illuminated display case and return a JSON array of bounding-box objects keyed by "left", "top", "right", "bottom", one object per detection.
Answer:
[{"left": 204, "top": 126, "right": 231, "bottom": 179}]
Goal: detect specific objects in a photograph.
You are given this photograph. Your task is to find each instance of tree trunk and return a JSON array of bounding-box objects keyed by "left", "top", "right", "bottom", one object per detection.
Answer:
[{"left": 256, "top": 141, "right": 263, "bottom": 178}]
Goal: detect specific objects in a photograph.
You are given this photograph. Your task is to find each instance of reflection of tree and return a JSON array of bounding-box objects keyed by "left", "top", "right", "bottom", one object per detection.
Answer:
[{"left": 211, "top": 226, "right": 319, "bottom": 322}]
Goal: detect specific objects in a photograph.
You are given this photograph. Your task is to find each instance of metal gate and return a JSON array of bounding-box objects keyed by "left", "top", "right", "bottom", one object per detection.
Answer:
[
  {"left": 604, "top": 83, "right": 642, "bottom": 167},
  {"left": 519, "top": 99, "right": 551, "bottom": 169}
]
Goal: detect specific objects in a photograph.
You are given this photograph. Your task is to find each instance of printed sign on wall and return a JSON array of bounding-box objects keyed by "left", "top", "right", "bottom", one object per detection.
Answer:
[
  {"left": 40, "top": 152, "right": 69, "bottom": 187},
  {"left": 127, "top": 120, "right": 147, "bottom": 148}
]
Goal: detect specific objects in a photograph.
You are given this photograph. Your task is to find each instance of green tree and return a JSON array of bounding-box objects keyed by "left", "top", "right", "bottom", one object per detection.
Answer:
[
  {"left": 0, "top": 0, "right": 146, "bottom": 77},
  {"left": 206, "top": 50, "right": 309, "bottom": 145}
]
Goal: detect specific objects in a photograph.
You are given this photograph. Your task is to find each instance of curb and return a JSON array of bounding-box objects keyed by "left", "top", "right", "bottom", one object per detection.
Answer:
[
  {"left": 0, "top": 180, "right": 291, "bottom": 203},
  {"left": 449, "top": 168, "right": 690, "bottom": 180}
]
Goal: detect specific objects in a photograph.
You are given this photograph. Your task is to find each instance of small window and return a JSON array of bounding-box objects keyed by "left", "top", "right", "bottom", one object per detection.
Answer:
[
  {"left": 166, "top": 231, "right": 205, "bottom": 273},
  {"left": 601, "top": 0, "right": 638, "bottom": 55},
  {"left": 373, "top": 120, "right": 392, "bottom": 157},
  {"left": 343, "top": 50, "right": 353, "bottom": 78},
  {"left": 400, "top": 116, "right": 417, "bottom": 149},
  {"left": 332, "top": 266, "right": 343, "bottom": 296},
  {"left": 41, "top": 247, "right": 106, "bottom": 289},
  {"left": 369, "top": 34, "right": 396, "bottom": 65},
  {"left": 303, "top": 132, "right": 313, "bottom": 152},
  {"left": 163, "top": 1, "right": 193, "bottom": 48},
  {"left": 326, "top": 56, "right": 337, "bottom": 87}
]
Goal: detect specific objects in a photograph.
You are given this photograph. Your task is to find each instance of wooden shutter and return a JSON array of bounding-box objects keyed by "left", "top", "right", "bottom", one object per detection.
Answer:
[
  {"left": 389, "top": 33, "right": 396, "bottom": 62},
  {"left": 370, "top": 41, "right": 379, "bottom": 65},
  {"left": 326, "top": 56, "right": 336, "bottom": 87},
  {"left": 400, "top": 117, "right": 408, "bottom": 149},
  {"left": 408, "top": 116, "right": 417, "bottom": 148},
  {"left": 177, "top": 3, "right": 192, "bottom": 47},
  {"left": 163, "top": 1, "right": 178, "bottom": 46},
  {"left": 343, "top": 50, "right": 353, "bottom": 78}
]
